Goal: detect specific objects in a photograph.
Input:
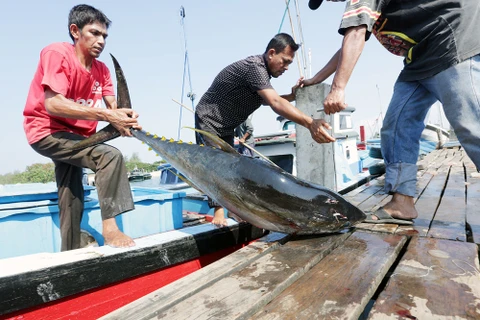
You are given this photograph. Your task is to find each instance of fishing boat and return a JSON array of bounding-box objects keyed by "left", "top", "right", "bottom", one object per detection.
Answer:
[
  {"left": 421, "top": 123, "right": 450, "bottom": 149},
  {"left": 0, "top": 182, "right": 264, "bottom": 319},
  {"left": 127, "top": 167, "right": 152, "bottom": 182},
  {"left": 157, "top": 163, "right": 188, "bottom": 190},
  {"left": 253, "top": 107, "right": 382, "bottom": 193},
  {"left": 366, "top": 122, "right": 454, "bottom": 162}
]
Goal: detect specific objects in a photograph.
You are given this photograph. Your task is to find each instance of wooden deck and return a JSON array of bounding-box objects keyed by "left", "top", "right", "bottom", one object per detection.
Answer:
[{"left": 102, "top": 146, "right": 480, "bottom": 320}]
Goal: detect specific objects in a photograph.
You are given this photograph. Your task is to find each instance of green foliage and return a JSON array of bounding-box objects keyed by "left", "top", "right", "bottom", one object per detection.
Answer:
[
  {"left": 0, "top": 171, "right": 27, "bottom": 185},
  {"left": 0, "top": 154, "right": 166, "bottom": 185},
  {"left": 0, "top": 163, "right": 56, "bottom": 184},
  {"left": 24, "top": 163, "right": 56, "bottom": 183},
  {"left": 124, "top": 152, "right": 164, "bottom": 172}
]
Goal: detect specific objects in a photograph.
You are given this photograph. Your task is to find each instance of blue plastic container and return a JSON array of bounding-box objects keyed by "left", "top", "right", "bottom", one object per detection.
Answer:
[
  {"left": 0, "top": 185, "right": 185, "bottom": 259},
  {"left": 0, "top": 182, "right": 93, "bottom": 204}
]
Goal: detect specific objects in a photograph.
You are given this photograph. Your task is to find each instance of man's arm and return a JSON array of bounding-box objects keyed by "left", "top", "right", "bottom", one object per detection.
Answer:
[
  {"left": 239, "top": 132, "right": 251, "bottom": 143},
  {"left": 280, "top": 77, "right": 304, "bottom": 102},
  {"left": 323, "top": 25, "right": 367, "bottom": 115},
  {"left": 258, "top": 88, "right": 335, "bottom": 143},
  {"left": 44, "top": 89, "right": 140, "bottom": 136},
  {"left": 302, "top": 49, "right": 341, "bottom": 86},
  {"left": 102, "top": 95, "right": 118, "bottom": 110}
]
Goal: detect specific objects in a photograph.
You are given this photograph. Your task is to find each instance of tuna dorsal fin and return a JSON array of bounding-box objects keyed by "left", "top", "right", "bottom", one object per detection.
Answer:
[{"left": 183, "top": 126, "right": 238, "bottom": 154}]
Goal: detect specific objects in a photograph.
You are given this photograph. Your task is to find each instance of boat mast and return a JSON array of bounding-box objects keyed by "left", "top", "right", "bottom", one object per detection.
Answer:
[
  {"left": 278, "top": 0, "right": 309, "bottom": 78},
  {"left": 177, "top": 6, "right": 196, "bottom": 140},
  {"left": 369, "top": 84, "right": 384, "bottom": 138},
  {"left": 293, "top": 0, "right": 309, "bottom": 78}
]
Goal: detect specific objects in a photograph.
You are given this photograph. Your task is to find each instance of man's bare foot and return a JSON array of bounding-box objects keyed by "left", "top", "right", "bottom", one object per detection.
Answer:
[
  {"left": 102, "top": 218, "right": 135, "bottom": 248},
  {"left": 212, "top": 207, "right": 228, "bottom": 227},
  {"left": 379, "top": 193, "right": 418, "bottom": 220}
]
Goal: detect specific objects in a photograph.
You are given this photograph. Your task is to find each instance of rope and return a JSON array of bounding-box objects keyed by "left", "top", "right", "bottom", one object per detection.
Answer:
[{"left": 278, "top": 0, "right": 291, "bottom": 34}]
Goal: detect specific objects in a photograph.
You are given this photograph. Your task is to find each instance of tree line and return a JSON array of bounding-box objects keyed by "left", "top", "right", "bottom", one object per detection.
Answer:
[{"left": 0, "top": 153, "right": 165, "bottom": 185}]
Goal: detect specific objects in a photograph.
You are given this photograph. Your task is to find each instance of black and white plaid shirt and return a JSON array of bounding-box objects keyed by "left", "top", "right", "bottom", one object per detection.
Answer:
[{"left": 195, "top": 55, "right": 273, "bottom": 136}]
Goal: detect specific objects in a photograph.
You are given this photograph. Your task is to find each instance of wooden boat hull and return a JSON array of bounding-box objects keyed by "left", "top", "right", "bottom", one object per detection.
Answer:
[{"left": 0, "top": 222, "right": 266, "bottom": 319}]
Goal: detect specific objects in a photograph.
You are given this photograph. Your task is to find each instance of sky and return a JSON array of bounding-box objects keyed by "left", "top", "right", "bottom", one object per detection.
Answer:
[{"left": 0, "top": 0, "right": 410, "bottom": 175}]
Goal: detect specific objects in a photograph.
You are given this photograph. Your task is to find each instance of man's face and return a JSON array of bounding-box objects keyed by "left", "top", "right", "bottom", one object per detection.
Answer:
[
  {"left": 267, "top": 46, "right": 295, "bottom": 78},
  {"left": 71, "top": 21, "right": 108, "bottom": 58}
]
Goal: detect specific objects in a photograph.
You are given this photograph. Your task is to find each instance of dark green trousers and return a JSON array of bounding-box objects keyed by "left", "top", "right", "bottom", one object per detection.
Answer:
[{"left": 31, "top": 132, "right": 134, "bottom": 251}]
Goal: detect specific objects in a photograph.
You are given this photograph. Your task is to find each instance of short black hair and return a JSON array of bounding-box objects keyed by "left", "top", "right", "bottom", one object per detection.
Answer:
[
  {"left": 265, "top": 33, "right": 299, "bottom": 54},
  {"left": 68, "top": 4, "right": 112, "bottom": 41}
]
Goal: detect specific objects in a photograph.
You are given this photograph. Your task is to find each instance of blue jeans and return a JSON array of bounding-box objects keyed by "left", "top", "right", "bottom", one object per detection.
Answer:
[{"left": 381, "top": 54, "right": 480, "bottom": 197}]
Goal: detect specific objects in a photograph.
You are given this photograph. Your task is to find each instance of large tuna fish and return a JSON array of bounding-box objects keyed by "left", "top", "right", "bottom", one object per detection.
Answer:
[
  {"left": 73, "top": 54, "right": 366, "bottom": 234},
  {"left": 134, "top": 130, "right": 366, "bottom": 234}
]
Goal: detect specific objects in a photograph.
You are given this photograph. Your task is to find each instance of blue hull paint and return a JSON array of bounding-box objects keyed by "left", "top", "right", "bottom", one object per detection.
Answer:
[{"left": 0, "top": 184, "right": 186, "bottom": 259}]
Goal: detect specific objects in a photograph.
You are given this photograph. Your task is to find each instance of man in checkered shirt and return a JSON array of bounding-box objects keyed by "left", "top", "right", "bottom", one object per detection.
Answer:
[{"left": 195, "top": 33, "right": 335, "bottom": 227}]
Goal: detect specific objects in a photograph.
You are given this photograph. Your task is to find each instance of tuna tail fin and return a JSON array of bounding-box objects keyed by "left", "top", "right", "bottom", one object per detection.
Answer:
[
  {"left": 71, "top": 125, "right": 121, "bottom": 150},
  {"left": 183, "top": 126, "right": 238, "bottom": 154},
  {"left": 70, "top": 53, "right": 131, "bottom": 151}
]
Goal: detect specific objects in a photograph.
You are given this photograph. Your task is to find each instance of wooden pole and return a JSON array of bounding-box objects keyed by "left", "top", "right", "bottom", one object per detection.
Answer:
[{"left": 172, "top": 98, "right": 194, "bottom": 114}]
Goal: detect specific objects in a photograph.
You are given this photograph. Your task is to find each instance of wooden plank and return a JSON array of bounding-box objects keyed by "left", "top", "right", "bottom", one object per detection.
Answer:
[
  {"left": 428, "top": 195, "right": 466, "bottom": 241},
  {"left": 100, "top": 232, "right": 291, "bottom": 320},
  {"left": 368, "top": 237, "right": 480, "bottom": 319},
  {"left": 466, "top": 198, "right": 480, "bottom": 244},
  {"left": 356, "top": 222, "right": 399, "bottom": 234},
  {"left": 343, "top": 177, "right": 383, "bottom": 199},
  {"left": 125, "top": 233, "right": 352, "bottom": 320},
  {"left": 0, "top": 223, "right": 266, "bottom": 316},
  {"left": 251, "top": 232, "right": 407, "bottom": 320},
  {"left": 417, "top": 148, "right": 446, "bottom": 171},
  {"left": 420, "top": 171, "right": 448, "bottom": 197},
  {"left": 415, "top": 171, "right": 435, "bottom": 197},
  {"left": 428, "top": 164, "right": 467, "bottom": 241},
  {"left": 357, "top": 193, "right": 390, "bottom": 213},
  {"left": 465, "top": 156, "right": 480, "bottom": 244},
  {"left": 466, "top": 160, "right": 480, "bottom": 198},
  {"left": 343, "top": 180, "right": 384, "bottom": 207}
]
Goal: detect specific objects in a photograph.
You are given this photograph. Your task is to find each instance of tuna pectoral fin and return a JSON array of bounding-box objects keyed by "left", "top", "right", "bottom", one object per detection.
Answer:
[
  {"left": 71, "top": 124, "right": 121, "bottom": 150},
  {"left": 183, "top": 126, "right": 237, "bottom": 154}
]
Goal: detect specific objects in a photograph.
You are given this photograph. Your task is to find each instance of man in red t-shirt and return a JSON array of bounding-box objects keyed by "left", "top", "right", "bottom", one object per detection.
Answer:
[{"left": 23, "top": 4, "right": 141, "bottom": 251}]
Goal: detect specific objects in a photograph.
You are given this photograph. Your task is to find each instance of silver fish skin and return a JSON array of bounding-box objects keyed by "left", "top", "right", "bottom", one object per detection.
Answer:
[{"left": 132, "top": 130, "right": 366, "bottom": 235}]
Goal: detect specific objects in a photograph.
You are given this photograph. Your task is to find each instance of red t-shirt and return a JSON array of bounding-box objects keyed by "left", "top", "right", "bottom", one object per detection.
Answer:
[{"left": 23, "top": 42, "right": 115, "bottom": 144}]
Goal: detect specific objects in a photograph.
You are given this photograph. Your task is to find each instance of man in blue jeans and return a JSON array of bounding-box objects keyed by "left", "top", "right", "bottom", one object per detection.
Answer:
[{"left": 303, "top": 0, "right": 480, "bottom": 223}]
